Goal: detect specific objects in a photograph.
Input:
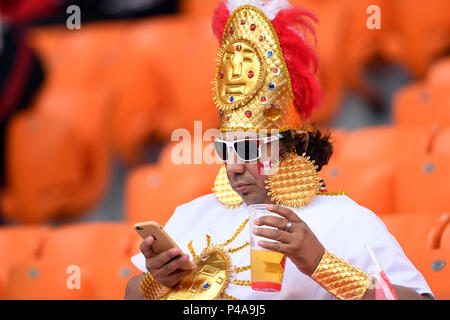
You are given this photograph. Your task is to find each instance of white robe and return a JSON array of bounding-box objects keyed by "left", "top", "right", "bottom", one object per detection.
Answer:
[{"left": 131, "top": 193, "right": 433, "bottom": 299}]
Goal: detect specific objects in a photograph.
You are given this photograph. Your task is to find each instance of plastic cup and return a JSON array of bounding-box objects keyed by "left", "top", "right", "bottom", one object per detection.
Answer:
[{"left": 248, "top": 204, "right": 287, "bottom": 292}]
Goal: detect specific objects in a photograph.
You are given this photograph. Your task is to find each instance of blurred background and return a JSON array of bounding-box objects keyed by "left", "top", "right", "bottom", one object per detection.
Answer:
[{"left": 0, "top": 0, "right": 449, "bottom": 299}]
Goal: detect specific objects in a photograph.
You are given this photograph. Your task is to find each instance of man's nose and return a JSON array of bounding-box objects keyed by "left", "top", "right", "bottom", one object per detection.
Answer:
[{"left": 225, "top": 147, "right": 245, "bottom": 173}]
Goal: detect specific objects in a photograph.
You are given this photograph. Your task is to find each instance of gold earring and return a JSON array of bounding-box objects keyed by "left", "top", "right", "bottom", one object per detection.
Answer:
[
  {"left": 265, "top": 152, "right": 321, "bottom": 209},
  {"left": 213, "top": 165, "right": 243, "bottom": 209}
]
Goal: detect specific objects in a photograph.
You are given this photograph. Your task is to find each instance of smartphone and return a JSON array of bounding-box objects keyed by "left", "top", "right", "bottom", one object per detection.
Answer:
[{"left": 134, "top": 221, "right": 195, "bottom": 270}]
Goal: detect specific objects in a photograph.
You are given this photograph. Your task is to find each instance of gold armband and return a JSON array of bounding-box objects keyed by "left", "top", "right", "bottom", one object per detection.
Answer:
[
  {"left": 311, "top": 249, "right": 371, "bottom": 300},
  {"left": 140, "top": 272, "right": 171, "bottom": 300}
]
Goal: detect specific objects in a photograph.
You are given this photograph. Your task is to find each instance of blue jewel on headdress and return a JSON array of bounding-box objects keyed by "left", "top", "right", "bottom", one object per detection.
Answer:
[
  {"left": 267, "top": 51, "right": 273, "bottom": 57},
  {"left": 229, "top": 96, "right": 234, "bottom": 102},
  {"left": 203, "top": 283, "right": 210, "bottom": 289},
  {"left": 268, "top": 83, "right": 276, "bottom": 90}
]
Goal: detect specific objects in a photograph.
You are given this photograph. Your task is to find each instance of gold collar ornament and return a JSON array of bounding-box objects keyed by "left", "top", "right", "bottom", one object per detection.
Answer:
[{"left": 212, "top": 5, "right": 304, "bottom": 133}]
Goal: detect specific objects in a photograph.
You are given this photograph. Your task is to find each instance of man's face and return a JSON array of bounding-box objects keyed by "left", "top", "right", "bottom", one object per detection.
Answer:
[{"left": 221, "top": 131, "right": 287, "bottom": 205}]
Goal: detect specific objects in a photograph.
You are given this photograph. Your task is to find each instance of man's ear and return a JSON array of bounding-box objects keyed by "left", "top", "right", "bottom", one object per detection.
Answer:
[{"left": 295, "top": 130, "right": 309, "bottom": 153}]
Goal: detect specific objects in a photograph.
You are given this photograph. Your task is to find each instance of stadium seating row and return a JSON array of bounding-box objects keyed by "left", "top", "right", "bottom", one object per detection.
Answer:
[
  {"left": 1, "top": 215, "right": 450, "bottom": 299},
  {"left": 0, "top": 223, "right": 142, "bottom": 299}
]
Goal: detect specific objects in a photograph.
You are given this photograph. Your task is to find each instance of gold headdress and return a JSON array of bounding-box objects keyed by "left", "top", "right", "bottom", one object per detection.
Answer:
[{"left": 212, "top": 5, "right": 303, "bottom": 132}]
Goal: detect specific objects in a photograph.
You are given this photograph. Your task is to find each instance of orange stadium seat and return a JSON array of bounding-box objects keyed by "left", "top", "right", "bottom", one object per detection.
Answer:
[
  {"left": 321, "top": 159, "right": 394, "bottom": 215},
  {"left": 326, "top": 128, "right": 348, "bottom": 161},
  {"left": 427, "top": 57, "right": 450, "bottom": 88},
  {"left": 125, "top": 162, "right": 221, "bottom": 226},
  {"left": 108, "top": 16, "right": 220, "bottom": 166},
  {"left": 92, "top": 257, "right": 142, "bottom": 300},
  {"left": 125, "top": 140, "right": 221, "bottom": 225},
  {"left": 1, "top": 85, "right": 112, "bottom": 223},
  {"left": 6, "top": 259, "right": 95, "bottom": 300},
  {"left": 441, "top": 224, "right": 450, "bottom": 250},
  {"left": 1, "top": 110, "right": 84, "bottom": 224},
  {"left": 383, "top": 0, "right": 450, "bottom": 78},
  {"left": 180, "top": 0, "right": 221, "bottom": 17},
  {"left": 379, "top": 213, "right": 450, "bottom": 258},
  {"left": 395, "top": 154, "right": 450, "bottom": 214},
  {"left": 410, "top": 249, "right": 450, "bottom": 299},
  {"left": 29, "top": 22, "right": 128, "bottom": 89},
  {"left": 432, "top": 127, "right": 450, "bottom": 156},
  {"left": 334, "top": 126, "right": 431, "bottom": 164},
  {"left": 393, "top": 82, "right": 450, "bottom": 127},
  {"left": 107, "top": 56, "right": 164, "bottom": 165},
  {"left": 40, "top": 223, "right": 136, "bottom": 264},
  {"left": 321, "top": 125, "right": 433, "bottom": 216},
  {"left": 338, "top": 0, "right": 390, "bottom": 93},
  {"left": 0, "top": 226, "right": 49, "bottom": 299}
]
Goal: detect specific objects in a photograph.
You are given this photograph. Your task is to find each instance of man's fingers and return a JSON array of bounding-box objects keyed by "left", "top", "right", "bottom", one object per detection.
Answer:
[
  {"left": 163, "top": 254, "right": 192, "bottom": 275},
  {"left": 164, "top": 269, "right": 196, "bottom": 288},
  {"left": 255, "top": 216, "right": 286, "bottom": 230},
  {"left": 266, "top": 204, "right": 302, "bottom": 223},
  {"left": 147, "top": 247, "right": 181, "bottom": 271},
  {"left": 253, "top": 227, "right": 292, "bottom": 243},
  {"left": 257, "top": 240, "right": 290, "bottom": 255},
  {"left": 140, "top": 236, "right": 156, "bottom": 259}
]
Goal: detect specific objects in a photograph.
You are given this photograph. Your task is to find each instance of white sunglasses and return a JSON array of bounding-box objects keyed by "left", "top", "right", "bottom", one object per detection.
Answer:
[{"left": 213, "top": 133, "right": 283, "bottom": 162}]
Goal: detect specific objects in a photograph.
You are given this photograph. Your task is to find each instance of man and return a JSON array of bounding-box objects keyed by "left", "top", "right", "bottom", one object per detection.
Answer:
[{"left": 125, "top": 0, "right": 433, "bottom": 300}]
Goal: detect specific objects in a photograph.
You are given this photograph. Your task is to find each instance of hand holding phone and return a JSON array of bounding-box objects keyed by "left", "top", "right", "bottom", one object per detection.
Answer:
[{"left": 135, "top": 221, "right": 196, "bottom": 288}]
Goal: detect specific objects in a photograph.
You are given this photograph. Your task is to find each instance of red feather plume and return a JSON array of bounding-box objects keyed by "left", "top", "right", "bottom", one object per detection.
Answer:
[
  {"left": 211, "top": 2, "right": 322, "bottom": 120},
  {"left": 272, "top": 6, "right": 322, "bottom": 120},
  {"left": 0, "top": 0, "right": 56, "bottom": 24},
  {"left": 211, "top": 2, "right": 231, "bottom": 45}
]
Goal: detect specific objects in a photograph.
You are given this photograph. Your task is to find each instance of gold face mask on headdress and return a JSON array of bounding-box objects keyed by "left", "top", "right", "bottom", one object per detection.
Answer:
[
  {"left": 212, "top": 5, "right": 304, "bottom": 132},
  {"left": 211, "top": 5, "right": 320, "bottom": 209}
]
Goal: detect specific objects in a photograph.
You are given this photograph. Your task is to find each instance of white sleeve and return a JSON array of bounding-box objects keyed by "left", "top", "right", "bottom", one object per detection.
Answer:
[{"left": 130, "top": 252, "right": 147, "bottom": 274}]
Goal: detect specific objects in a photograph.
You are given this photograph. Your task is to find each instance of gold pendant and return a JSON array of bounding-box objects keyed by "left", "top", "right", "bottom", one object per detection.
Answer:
[
  {"left": 213, "top": 165, "right": 243, "bottom": 209},
  {"left": 265, "top": 152, "right": 321, "bottom": 208},
  {"left": 163, "top": 245, "right": 233, "bottom": 300}
]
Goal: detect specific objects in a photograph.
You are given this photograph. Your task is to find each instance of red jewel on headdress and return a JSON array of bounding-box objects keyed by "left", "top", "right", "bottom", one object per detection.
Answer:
[
  {"left": 272, "top": 68, "right": 280, "bottom": 76},
  {"left": 250, "top": 24, "right": 256, "bottom": 31},
  {"left": 260, "top": 96, "right": 268, "bottom": 104},
  {"left": 248, "top": 71, "right": 254, "bottom": 79},
  {"left": 226, "top": 115, "right": 230, "bottom": 121},
  {"left": 240, "top": 19, "right": 246, "bottom": 25},
  {"left": 235, "top": 44, "right": 241, "bottom": 51},
  {"left": 259, "top": 35, "right": 264, "bottom": 41},
  {"left": 220, "top": 71, "right": 224, "bottom": 79},
  {"left": 229, "top": 27, "right": 233, "bottom": 34},
  {"left": 245, "top": 110, "right": 252, "bottom": 118}
]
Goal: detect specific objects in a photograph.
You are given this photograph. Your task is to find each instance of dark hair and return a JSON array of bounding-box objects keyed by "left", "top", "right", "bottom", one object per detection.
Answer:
[{"left": 280, "top": 129, "right": 333, "bottom": 171}]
